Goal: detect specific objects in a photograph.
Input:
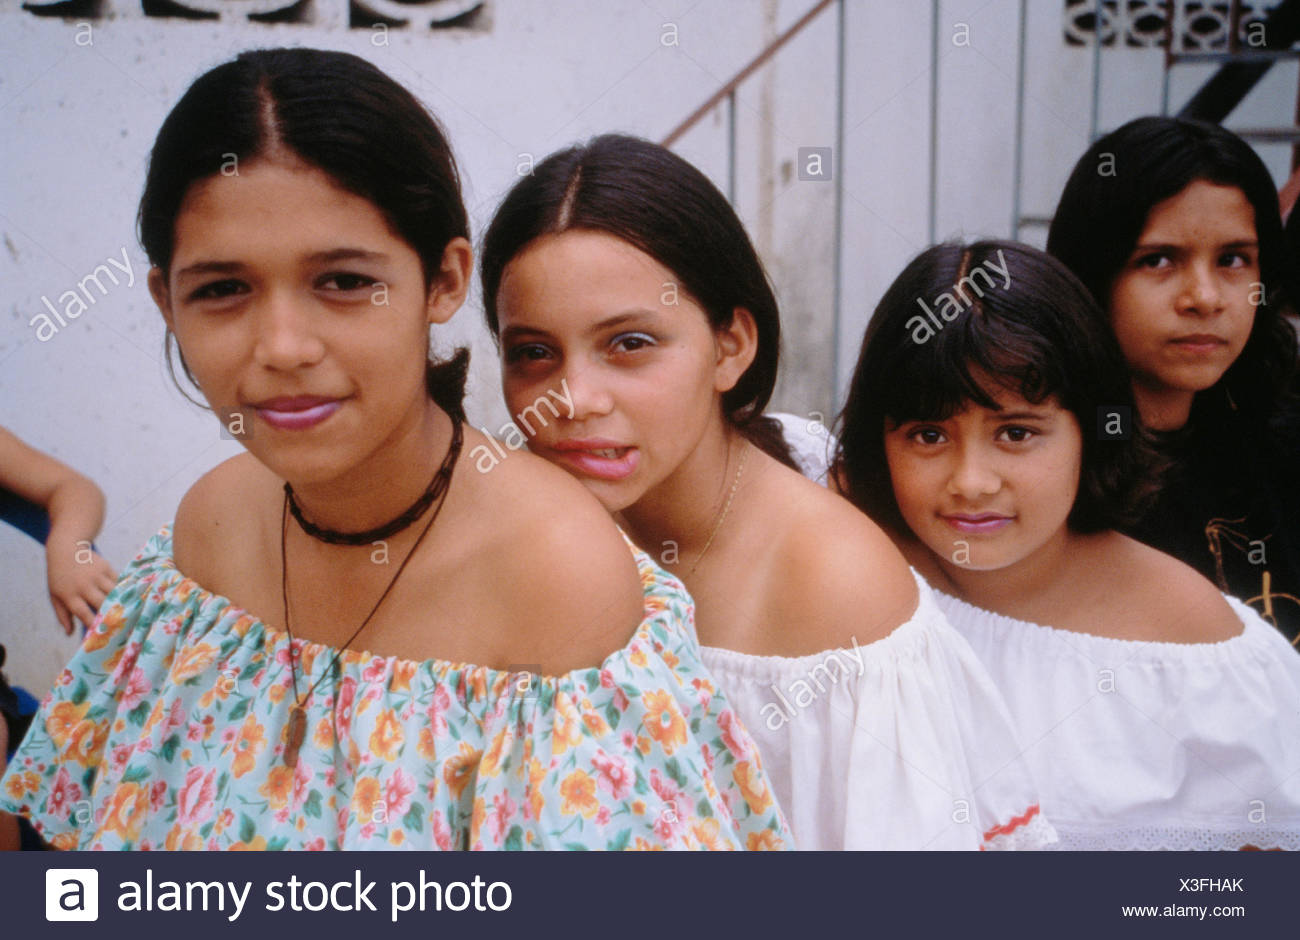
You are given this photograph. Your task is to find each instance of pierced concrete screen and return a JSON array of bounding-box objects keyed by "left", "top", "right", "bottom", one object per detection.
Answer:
[
  {"left": 21, "top": 0, "right": 487, "bottom": 31},
  {"left": 1064, "top": 0, "right": 1283, "bottom": 49}
]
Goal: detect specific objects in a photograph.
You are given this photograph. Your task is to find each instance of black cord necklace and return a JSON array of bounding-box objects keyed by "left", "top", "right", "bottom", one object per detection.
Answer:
[
  {"left": 279, "top": 417, "right": 463, "bottom": 768},
  {"left": 284, "top": 418, "right": 463, "bottom": 546}
]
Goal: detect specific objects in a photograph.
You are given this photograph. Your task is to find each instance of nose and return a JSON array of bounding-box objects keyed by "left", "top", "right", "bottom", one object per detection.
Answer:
[
  {"left": 251, "top": 290, "right": 326, "bottom": 371},
  {"left": 561, "top": 361, "right": 614, "bottom": 421},
  {"left": 1179, "top": 260, "right": 1224, "bottom": 316},
  {"left": 946, "top": 441, "right": 1001, "bottom": 500}
]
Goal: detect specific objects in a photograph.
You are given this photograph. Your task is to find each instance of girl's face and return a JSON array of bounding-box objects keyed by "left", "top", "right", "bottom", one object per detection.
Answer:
[
  {"left": 1108, "top": 180, "right": 1259, "bottom": 408},
  {"left": 148, "top": 157, "right": 467, "bottom": 485},
  {"left": 883, "top": 383, "right": 1083, "bottom": 572},
  {"left": 495, "top": 229, "right": 745, "bottom": 512}
]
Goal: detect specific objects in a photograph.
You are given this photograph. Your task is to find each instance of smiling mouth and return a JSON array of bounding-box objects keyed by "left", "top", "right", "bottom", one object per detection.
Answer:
[
  {"left": 942, "top": 514, "right": 1013, "bottom": 533},
  {"left": 249, "top": 396, "right": 344, "bottom": 430}
]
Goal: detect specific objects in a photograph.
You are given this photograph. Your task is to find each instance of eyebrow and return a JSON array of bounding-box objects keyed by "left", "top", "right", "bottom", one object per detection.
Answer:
[
  {"left": 500, "top": 309, "right": 660, "bottom": 344},
  {"left": 989, "top": 410, "right": 1055, "bottom": 422},
  {"left": 306, "top": 248, "right": 390, "bottom": 264},
  {"left": 587, "top": 310, "right": 659, "bottom": 334},
  {"left": 174, "top": 260, "right": 244, "bottom": 279},
  {"left": 1132, "top": 239, "right": 1258, "bottom": 252},
  {"left": 174, "top": 247, "right": 389, "bottom": 279}
]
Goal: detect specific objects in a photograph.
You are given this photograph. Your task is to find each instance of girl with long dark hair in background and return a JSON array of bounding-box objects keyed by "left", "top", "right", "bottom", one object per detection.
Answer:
[{"left": 1049, "top": 116, "right": 1300, "bottom": 645}]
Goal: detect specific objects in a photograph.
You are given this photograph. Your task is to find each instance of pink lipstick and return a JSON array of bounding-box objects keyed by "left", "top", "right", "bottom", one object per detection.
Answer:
[
  {"left": 942, "top": 513, "right": 1013, "bottom": 534},
  {"left": 253, "top": 396, "right": 342, "bottom": 431}
]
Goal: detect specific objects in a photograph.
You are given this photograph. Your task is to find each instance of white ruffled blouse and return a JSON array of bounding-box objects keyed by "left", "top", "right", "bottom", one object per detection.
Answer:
[
  {"left": 699, "top": 570, "right": 1058, "bottom": 850},
  {"left": 935, "top": 590, "right": 1300, "bottom": 850},
  {"left": 771, "top": 412, "right": 836, "bottom": 485}
]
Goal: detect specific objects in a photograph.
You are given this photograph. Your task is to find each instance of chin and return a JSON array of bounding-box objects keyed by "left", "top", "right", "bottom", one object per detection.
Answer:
[
  {"left": 255, "top": 449, "right": 352, "bottom": 488},
  {"left": 591, "top": 482, "right": 639, "bottom": 515},
  {"left": 927, "top": 538, "right": 1026, "bottom": 573},
  {"left": 1163, "top": 363, "right": 1233, "bottom": 392},
  {"left": 953, "top": 559, "right": 1019, "bottom": 573}
]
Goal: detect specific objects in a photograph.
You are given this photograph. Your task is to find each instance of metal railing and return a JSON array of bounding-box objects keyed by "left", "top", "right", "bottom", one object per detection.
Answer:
[{"left": 658, "top": 1, "right": 1298, "bottom": 398}]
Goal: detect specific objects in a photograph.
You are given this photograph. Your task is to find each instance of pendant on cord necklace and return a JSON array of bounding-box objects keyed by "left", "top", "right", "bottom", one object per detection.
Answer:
[{"left": 285, "top": 704, "right": 307, "bottom": 769}]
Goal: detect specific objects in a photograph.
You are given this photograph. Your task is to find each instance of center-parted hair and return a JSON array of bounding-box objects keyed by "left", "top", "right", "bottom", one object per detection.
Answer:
[
  {"left": 835, "top": 240, "right": 1163, "bottom": 536},
  {"left": 479, "top": 134, "right": 796, "bottom": 468},
  {"left": 137, "top": 47, "right": 470, "bottom": 417},
  {"left": 1047, "top": 116, "right": 1297, "bottom": 426}
]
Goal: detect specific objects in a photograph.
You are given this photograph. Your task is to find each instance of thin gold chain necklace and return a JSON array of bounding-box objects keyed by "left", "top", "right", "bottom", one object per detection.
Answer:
[{"left": 689, "top": 441, "right": 749, "bottom": 575}]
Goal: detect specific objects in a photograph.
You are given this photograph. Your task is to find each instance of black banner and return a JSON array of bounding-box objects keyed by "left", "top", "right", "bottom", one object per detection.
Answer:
[{"left": 1, "top": 851, "right": 1293, "bottom": 938}]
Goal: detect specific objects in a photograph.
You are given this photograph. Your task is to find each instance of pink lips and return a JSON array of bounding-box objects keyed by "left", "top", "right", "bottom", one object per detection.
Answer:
[
  {"left": 550, "top": 438, "right": 640, "bottom": 481},
  {"left": 942, "top": 513, "right": 1013, "bottom": 534},
  {"left": 252, "top": 396, "right": 342, "bottom": 431}
]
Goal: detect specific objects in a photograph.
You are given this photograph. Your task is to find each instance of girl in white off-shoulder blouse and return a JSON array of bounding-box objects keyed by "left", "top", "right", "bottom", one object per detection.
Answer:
[
  {"left": 934, "top": 589, "right": 1300, "bottom": 849},
  {"left": 479, "top": 136, "right": 1055, "bottom": 850},
  {"left": 835, "top": 240, "right": 1300, "bottom": 850}
]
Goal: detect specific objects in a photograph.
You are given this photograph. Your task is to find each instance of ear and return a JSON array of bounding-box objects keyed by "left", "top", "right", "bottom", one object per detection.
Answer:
[
  {"left": 147, "top": 267, "right": 174, "bottom": 330},
  {"left": 425, "top": 237, "right": 473, "bottom": 325},
  {"left": 713, "top": 306, "right": 759, "bottom": 394}
]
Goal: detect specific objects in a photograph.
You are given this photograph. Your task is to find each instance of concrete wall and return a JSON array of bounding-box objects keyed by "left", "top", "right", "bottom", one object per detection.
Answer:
[{"left": 2, "top": 0, "right": 1296, "bottom": 694}]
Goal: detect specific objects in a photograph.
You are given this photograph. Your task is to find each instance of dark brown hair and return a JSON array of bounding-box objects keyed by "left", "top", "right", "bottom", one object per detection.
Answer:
[
  {"left": 138, "top": 47, "right": 470, "bottom": 418},
  {"left": 1048, "top": 116, "right": 1297, "bottom": 429},
  {"left": 479, "top": 134, "right": 796, "bottom": 468},
  {"left": 836, "top": 240, "right": 1164, "bottom": 536}
]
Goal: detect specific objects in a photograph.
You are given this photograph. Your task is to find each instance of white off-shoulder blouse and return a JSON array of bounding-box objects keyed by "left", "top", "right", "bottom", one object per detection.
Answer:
[
  {"left": 699, "top": 570, "right": 1058, "bottom": 850},
  {"left": 771, "top": 412, "right": 836, "bottom": 485},
  {"left": 935, "top": 590, "right": 1300, "bottom": 850}
]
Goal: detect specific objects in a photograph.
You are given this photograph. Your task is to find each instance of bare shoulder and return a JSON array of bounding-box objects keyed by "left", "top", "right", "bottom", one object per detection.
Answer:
[
  {"left": 466, "top": 441, "right": 644, "bottom": 673},
  {"left": 764, "top": 462, "right": 919, "bottom": 653},
  {"left": 172, "top": 451, "right": 275, "bottom": 584},
  {"left": 1084, "top": 533, "right": 1244, "bottom": 643}
]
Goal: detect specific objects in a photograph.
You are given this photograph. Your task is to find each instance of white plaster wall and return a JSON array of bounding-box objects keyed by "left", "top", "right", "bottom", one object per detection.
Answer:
[{"left": 2, "top": 0, "right": 1296, "bottom": 695}]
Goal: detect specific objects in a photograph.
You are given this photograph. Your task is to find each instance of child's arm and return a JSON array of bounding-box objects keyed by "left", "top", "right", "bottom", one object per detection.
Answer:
[
  {"left": 0, "top": 714, "right": 15, "bottom": 851},
  {"left": 0, "top": 427, "right": 117, "bottom": 634}
]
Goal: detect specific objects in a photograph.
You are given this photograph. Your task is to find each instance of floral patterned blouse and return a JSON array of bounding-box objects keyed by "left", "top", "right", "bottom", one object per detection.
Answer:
[{"left": 0, "top": 525, "right": 793, "bottom": 851}]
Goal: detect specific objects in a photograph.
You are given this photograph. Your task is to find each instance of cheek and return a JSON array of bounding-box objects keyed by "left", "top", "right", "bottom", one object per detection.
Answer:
[
  {"left": 627, "top": 349, "right": 718, "bottom": 441},
  {"left": 172, "top": 322, "right": 236, "bottom": 392},
  {"left": 1230, "top": 298, "right": 1258, "bottom": 344},
  {"left": 336, "top": 319, "right": 425, "bottom": 391},
  {"left": 500, "top": 374, "right": 538, "bottom": 422},
  {"left": 1028, "top": 444, "right": 1082, "bottom": 520},
  {"left": 635, "top": 378, "right": 701, "bottom": 447},
  {"left": 1108, "top": 284, "right": 1153, "bottom": 347},
  {"left": 883, "top": 446, "right": 931, "bottom": 520}
]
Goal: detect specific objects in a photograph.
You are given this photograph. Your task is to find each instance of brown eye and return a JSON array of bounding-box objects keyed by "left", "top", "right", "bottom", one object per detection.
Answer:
[
  {"left": 319, "top": 273, "right": 377, "bottom": 291},
  {"left": 505, "top": 343, "right": 551, "bottom": 364},
  {"left": 611, "top": 332, "right": 655, "bottom": 354},
  {"left": 909, "top": 427, "right": 945, "bottom": 445},
  {"left": 997, "top": 426, "right": 1036, "bottom": 443},
  {"left": 189, "top": 279, "right": 246, "bottom": 301}
]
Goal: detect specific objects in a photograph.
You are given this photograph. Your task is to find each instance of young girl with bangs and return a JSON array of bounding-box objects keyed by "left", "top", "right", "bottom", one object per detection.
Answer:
[
  {"left": 0, "top": 49, "right": 792, "bottom": 851},
  {"left": 1049, "top": 116, "right": 1300, "bottom": 645},
  {"left": 836, "top": 239, "right": 1300, "bottom": 850},
  {"left": 480, "top": 134, "right": 1055, "bottom": 850}
]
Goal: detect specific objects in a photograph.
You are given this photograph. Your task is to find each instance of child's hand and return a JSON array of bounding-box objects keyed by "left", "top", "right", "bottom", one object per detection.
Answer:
[
  {"left": 45, "top": 538, "right": 117, "bottom": 635},
  {"left": 0, "top": 425, "right": 113, "bottom": 634}
]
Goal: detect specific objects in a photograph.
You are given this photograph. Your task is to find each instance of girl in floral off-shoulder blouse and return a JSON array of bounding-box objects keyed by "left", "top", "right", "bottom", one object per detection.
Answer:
[
  {"left": 0, "top": 48, "right": 791, "bottom": 851},
  {"left": 3, "top": 525, "right": 789, "bottom": 850}
]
